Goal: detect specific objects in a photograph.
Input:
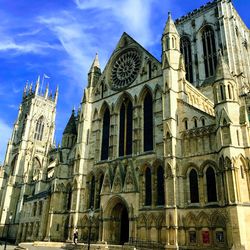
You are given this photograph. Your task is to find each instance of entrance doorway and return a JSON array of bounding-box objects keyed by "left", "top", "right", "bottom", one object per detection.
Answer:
[{"left": 110, "top": 202, "right": 129, "bottom": 244}]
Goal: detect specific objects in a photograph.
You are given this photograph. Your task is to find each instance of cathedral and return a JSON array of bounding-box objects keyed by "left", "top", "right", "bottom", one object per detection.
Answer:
[{"left": 1, "top": 0, "right": 250, "bottom": 249}]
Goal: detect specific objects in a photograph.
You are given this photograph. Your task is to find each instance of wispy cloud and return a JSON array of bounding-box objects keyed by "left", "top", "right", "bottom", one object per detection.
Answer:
[
  {"left": 0, "top": 119, "right": 12, "bottom": 164},
  {"left": 74, "top": 0, "right": 155, "bottom": 47},
  {"left": 0, "top": 38, "right": 61, "bottom": 54},
  {"left": 17, "top": 28, "right": 42, "bottom": 37}
]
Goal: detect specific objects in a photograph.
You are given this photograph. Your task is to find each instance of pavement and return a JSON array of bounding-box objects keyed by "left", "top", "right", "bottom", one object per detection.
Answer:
[
  {"left": 0, "top": 243, "right": 64, "bottom": 250},
  {"left": 0, "top": 244, "right": 17, "bottom": 250},
  {"left": 19, "top": 243, "right": 63, "bottom": 250}
]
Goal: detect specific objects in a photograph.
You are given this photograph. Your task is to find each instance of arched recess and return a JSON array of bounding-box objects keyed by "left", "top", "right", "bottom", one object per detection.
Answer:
[
  {"left": 238, "top": 156, "right": 250, "bottom": 202},
  {"left": 96, "top": 173, "right": 104, "bottom": 208},
  {"left": 118, "top": 95, "right": 133, "bottom": 157},
  {"left": 34, "top": 116, "right": 45, "bottom": 141},
  {"left": 103, "top": 195, "right": 130, "bottom": 244},
  {"left": 145, "top": 167, "right": 152, "bottom": 206},
  {"left": 201, "top": 25, "right": 217, "bottom": 77},
  {"left": 66, "top": 184, "right": 72, "bottom": 211},
  {"left": 32, "top": 157, "right": 41, "bottom": 181},
  {"left": 143, "top": 90, "right": 153, "bottom": 152},
  {"left": 156, "top": 165, "right": 165, "bottom": 206},
  {"left": 10, "top": 154, "right": 18, "bottom": 176},
  {"left": 189, "top": 169, "right": 199, "bottom": 203},
  {"left": 180, "top": 36, "right": 193, "bottom": 83},
  {"left": 89, "top": 175, "right": 95, "bottom": 209},
  {"left": 101, "top": 105, "right": 110, "bottom": 160},
  {"left": 205, "top": 166, "right": 217, "bottom": 202}
]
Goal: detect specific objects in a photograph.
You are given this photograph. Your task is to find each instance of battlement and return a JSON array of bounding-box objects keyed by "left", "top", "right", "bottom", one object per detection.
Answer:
[
  {"left": 22, "top": 76, "right": 58, "bottom": 103},
  {"left": 175, "top": 0, "right": 218, "bottom": 25}
]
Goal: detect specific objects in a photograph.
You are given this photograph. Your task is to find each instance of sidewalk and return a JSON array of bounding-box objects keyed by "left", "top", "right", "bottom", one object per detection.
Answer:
[{"left": 0, "top": 244, "right": 17, "bottom": 250}]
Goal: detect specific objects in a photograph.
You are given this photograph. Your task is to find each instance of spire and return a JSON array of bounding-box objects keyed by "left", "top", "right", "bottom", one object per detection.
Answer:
[
  {"left": 35, "top": 75, "right": 40, "bottom": 95},
  {"left": 23, "top": 81, "right": 28, "bottom": 97},
  {"left": 45, "top": 83, "right": 49, "bottom": 98},
  {"left": 214, "top": 50, "right": 233, "bottom": 82},
  {"left": 63, "top": 109, "right": 77, "bottom": 135},
  {"left": 29, "top": 83, "right": 33, "bottom": 94},
  {"left": 163, "top": 12, "right": 179, "bottom": 35},
  {"left": 88, "top": 53, "right": 101, "bottom": 88},
  {"left": 89, "top": 53, "right": 100, "bottom": 74}
]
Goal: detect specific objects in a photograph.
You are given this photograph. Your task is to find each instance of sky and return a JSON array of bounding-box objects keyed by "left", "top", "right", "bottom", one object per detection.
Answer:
[{"left": 0, "top": 0, "right": 249, "bottom": 163}]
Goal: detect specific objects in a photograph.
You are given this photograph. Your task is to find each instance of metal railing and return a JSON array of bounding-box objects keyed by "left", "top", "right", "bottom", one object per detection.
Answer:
[{"left": 128, "top": 238, "right": 165, "bottom": 250}]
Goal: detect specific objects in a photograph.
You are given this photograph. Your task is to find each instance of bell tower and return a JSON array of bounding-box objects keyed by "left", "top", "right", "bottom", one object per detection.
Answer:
[{"left": 0, "top": 77, "right": 58, "bottom": 236}]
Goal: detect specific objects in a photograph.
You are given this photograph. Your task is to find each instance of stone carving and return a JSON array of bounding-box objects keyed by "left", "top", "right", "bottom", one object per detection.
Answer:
[{"left": 111, "top": 49, "right": 141, "bottom": 90}]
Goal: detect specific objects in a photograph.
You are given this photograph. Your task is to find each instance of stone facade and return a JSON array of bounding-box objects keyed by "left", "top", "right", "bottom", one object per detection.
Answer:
[{"left": 0, "top": 1, "right": 250, "bottom": 249}]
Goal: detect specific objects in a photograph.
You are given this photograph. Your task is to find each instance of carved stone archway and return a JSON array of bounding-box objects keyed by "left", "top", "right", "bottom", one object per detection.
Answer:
[{"left": 103, "top": 196, "right": 130, "bottom": 245}]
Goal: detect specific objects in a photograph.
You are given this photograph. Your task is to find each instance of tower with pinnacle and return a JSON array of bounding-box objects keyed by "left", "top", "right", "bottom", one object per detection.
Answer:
[{"left": 0, "top": 77, "right": 58, "bottom": 236}]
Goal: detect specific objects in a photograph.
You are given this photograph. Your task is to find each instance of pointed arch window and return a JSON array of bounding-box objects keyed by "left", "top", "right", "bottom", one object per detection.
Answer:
[
  {"left": 34, "top": 116, "right": 44, "bottom": 141},
  {"left": 202, "top": 26, "right": 217, "bottom": 78},
  {"left": 189, "top": 169, "right": 199, "bottom": 203},
  {"left": 157, "top": 166, "right": 165, "bottom": 206},
  {"left": 145, "top": 167, "right": 152, "bottom": 206},
  {"left": 96, "top": 174, "right": 104, "bottom": 208},
  {"left": 180, "top": 36, "right": 193, "bottom": 83},
  {"left": 144, "top": 92, "right": 153, "bottom": 151},
  {"left": 206, "top": 167, "right": 217, "bottom": 202},
  {"left": 66, "top": 187, "right": 72, "bottom": 211},
  {"left": 119, "top": 98, "right": 133, "bottom": 156},
  {"left": 89, "top": 176, "right": 95, "bottom": 208},
  {"left": 101, "top": 107, "right": 110, "bottom": 160},
  {"left": 10, "top": 155, "right": 18, "bottom": 176}
]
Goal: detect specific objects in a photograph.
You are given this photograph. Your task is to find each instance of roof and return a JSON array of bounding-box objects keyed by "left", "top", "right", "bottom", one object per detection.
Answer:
[
  {"left": 63, "top": 110, "right": 77, "bottom": 135},
  {"left": 214, "top": 51, "right": 233, "bottom": 82}
]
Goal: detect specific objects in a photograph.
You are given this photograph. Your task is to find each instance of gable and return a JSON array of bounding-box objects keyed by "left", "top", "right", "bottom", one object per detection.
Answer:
[{"left": 92, "top": 32, "right": 162, "bottom": 100}]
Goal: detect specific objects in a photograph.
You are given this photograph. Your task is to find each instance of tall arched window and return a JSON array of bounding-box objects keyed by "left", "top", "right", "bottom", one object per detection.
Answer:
[
  {"left": 145, "top": 167, "right": 152, "bottom": 206},
  {"left": 89, "top": 176, "right": 95, "bottom": 208},
  {"left": 101, "top": 107, "right": 110, "bottom": 160},
  {"left": 34, "top": 116, "right": 44, "bottom": 141},
  {"left": 157, "top": 166, "right": 165, "bottom": 206},
  {"left": 119, "top": 98, "right": 133, "bottom": 156},
  {"left": 206, "top": 167, "right": 217, "bottom": 202},
  {"left": 10, "top": 155, "right": 18, "bottom": 176},
  {"left": 189, "top": 169, "right": 199, "bottom": 203},
  {"left": 66, "top": 187, "right": 72, "bottom": 211},
  {"left": 180, "top": 37, "right": 193, "bottom": 83},
  {"left": 96, "top": 174, "right": 104, "bottom": 208},
  {"left": 144, "top": 92, "right": 153, "bottom": 151},
  {"left": 202, "top": 26, "right": 217, "bottom": 78}
]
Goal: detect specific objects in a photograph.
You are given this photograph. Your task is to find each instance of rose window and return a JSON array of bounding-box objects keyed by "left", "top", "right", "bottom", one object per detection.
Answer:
[{"left": 111, "top": 49, "right": 141, "bottom": 90}]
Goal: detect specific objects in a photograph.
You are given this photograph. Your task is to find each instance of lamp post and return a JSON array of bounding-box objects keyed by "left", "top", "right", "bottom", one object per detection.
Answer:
[
  {"left": 4, "top": 213, "right": 13, "bottom": 250},
  {"left": 87, "top": 207, "right": 94, "bottom": 250}
]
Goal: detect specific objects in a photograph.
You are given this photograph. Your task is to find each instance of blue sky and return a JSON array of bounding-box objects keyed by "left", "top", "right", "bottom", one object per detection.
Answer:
[{"left": 0, "top": 0, "right": 249, "bottom": 163}]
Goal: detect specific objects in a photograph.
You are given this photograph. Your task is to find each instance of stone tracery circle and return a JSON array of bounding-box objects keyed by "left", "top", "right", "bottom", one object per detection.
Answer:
[{"left": 111, "top": 49, "right": 141, "bottom": 90}]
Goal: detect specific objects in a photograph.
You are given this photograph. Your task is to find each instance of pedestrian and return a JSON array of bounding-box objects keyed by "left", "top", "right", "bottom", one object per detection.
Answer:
[{"left": 73, "top": 228, "right": 78, "bottom": 244}]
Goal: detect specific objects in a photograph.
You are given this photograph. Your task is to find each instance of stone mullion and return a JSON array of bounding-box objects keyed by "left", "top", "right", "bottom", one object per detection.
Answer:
[
  {"left": 139, "top": 174, "right": 144, "bottom": 208},
  {"left": 231, "top": 166, "right": 239, "bottom": 203},
  {"left": 152, "top": 171, "right": 157, "bottom": 207},
  {"left": 94, "top": 118, "right": 101, "bottom": 161},
  {"left": 199, "top": 174, "right": 205, "bottom": 206},
  {"left": 133, "top": 105, "right": 141, "bottom": 155},
  {"left": 109, "top": 113, "right": 118, "bottom": 159}
]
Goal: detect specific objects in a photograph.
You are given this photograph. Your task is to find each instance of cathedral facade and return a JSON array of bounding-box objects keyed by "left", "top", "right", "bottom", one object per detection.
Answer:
[{"left": 0, "top": 0, "right": 250, "bottom": 249}]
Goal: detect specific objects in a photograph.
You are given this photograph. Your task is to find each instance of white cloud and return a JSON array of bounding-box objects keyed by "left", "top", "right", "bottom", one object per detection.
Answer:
[
  {"left": 0, "top": 119, "right": 12, "bottom": 164},
  {"left": 0, "top": 38, "right": 61, "bottom": 54},
  {"left": 74, "top": 0, "right": 155, "bottom": 47},
  {"left": 17, "top": 28, "right": 42, "bottom": 37},
  {"left": 37, "top": 14, "right": 101, "bottom": 85}
]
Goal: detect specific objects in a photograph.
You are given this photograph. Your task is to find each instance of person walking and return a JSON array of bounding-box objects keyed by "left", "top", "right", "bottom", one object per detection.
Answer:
[{"left": 73, "top": 228, "right": 78, "bottom": 244}]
